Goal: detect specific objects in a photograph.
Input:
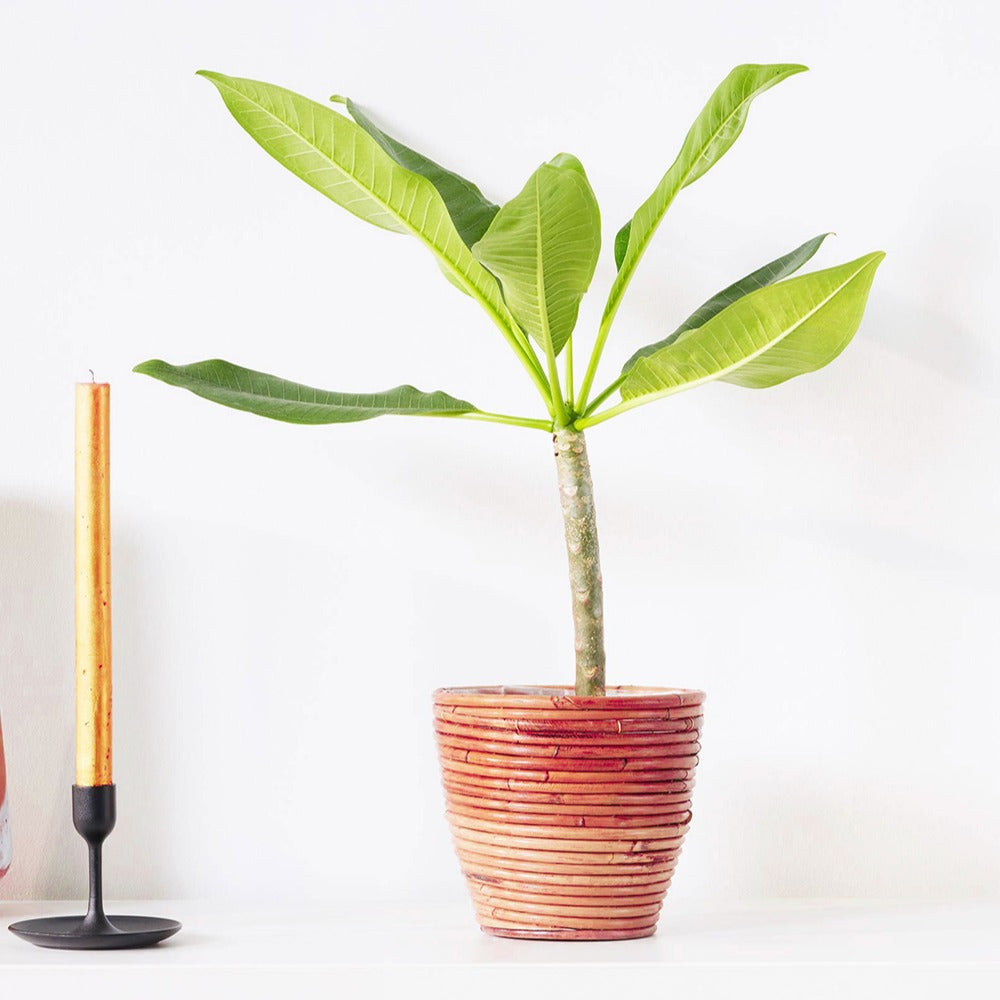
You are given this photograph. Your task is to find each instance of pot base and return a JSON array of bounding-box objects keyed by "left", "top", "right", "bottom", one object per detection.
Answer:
[{"left": 483, "top": 925, "right": 657, "bottom": 941}]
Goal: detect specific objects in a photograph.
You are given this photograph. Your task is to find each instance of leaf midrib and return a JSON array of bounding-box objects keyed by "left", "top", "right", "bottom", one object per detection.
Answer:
[
  {"left": 163, "top": 366, "right": 463, "bottom": 415},
  {"left": 534, "top": 175, "right": 554, "bottom": 355}
]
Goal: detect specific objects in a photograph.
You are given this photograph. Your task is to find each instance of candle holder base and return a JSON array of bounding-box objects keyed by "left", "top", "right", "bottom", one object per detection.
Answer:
[
  {"left": 8, "top": 914, "right": 182, "bottom": 950},
  {"left": 8, "top": 785, "right": 181, "bottom": 950}
]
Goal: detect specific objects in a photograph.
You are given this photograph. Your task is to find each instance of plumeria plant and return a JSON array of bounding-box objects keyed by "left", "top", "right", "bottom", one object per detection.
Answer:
[{"left": 137, "top": 63, "right": 883, "bottom": 697}]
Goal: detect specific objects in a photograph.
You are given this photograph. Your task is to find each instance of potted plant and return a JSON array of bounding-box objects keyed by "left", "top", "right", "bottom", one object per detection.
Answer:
[{"left": 137, "top": 63, "right": 882, "bottom": 940}]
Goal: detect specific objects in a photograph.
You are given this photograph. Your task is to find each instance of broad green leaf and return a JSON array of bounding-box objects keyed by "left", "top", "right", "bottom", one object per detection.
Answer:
[
  {"left": 609, "top": 63, "right": 807, "bottom": 292},
  {"left": 621, "top": 232, "right": 831, "bottom": 373},
  {"left": 133, "top": 359, "right": 478, "bottom": 424},
  {"left": 196, "top": 72, "right": 539, "bottom": 384},
  {"left": 472, "top": 154, "right": 600, "bottom": 358},
  {"left": 330, "top": 95, "right": 499, "bottom": 247},
  {"left": 620, "top": 252, "right": 884, "bottom": 404}
]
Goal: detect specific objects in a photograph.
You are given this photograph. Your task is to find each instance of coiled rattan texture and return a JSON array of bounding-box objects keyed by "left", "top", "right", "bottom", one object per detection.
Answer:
[{"left": 435, "top": 686, "right": 705, "bottom": 940}]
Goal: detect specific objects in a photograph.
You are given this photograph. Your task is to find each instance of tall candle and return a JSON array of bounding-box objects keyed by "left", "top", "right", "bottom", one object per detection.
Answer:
[{"left": 75, "top": 382, "right": 112, "bottom": 787}]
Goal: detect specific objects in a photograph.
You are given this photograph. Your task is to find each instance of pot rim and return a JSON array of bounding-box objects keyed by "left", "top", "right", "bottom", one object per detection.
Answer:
[{"left": 434, "top": 685, "right": 705, "bottom": 710}]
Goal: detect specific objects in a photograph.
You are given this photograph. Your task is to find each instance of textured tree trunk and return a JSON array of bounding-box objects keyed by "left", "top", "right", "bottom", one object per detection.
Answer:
[{"left": 553, "top": 427, "right": 606, "bottom": 696}]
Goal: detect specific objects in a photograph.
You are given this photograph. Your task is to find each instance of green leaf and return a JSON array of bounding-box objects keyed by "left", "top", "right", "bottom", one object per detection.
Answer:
[
  {"left": 577, "top": 63, "right": 808, "bottom": 410},
  {"left": 330, "top": 95, "right": 499, "bottom": 247},
  {"left": 196, "top": 72, "right": 550, "bottom": 403},
  {"left": 621, "top": 232, "right": 831, "bottom": 374},
  {"left": 133, "top": 359, "right": 478, "bottom": 425},
  {"left": 472, "top": 154, "right": 601, "bottom": 358},
  {"left": 618, "top": 251, "right": 884, "bottom": 405},
  {"left": 607, "top": 62, "right": 807, "bottom": 304},
  {"left": 613, "top": 225, "right": 632, "bottom": 270}
]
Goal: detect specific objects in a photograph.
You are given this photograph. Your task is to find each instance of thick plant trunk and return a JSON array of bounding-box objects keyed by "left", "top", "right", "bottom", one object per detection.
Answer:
[{"left": 553, "top": 427, "right": 606, "bottom": 696}]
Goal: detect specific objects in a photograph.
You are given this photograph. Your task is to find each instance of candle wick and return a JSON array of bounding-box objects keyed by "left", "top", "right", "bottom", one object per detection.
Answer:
[{"left": 89, "top": 369, "right": 95, "bottom": 383}]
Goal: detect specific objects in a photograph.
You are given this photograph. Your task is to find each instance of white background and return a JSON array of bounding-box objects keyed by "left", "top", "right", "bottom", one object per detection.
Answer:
[{"left": 0, "top": 0, "right": 997, "bottom": 908}]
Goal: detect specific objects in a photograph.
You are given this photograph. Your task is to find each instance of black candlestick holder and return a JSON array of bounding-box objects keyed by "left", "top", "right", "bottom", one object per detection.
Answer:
[{"left": 8, "top": 785, "right": 181, "bottom": 949}]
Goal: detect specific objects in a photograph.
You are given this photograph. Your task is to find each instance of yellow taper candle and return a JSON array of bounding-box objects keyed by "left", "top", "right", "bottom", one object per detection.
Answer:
[{"left": 75, "top": 381, "right": 112, "bottom": 786}]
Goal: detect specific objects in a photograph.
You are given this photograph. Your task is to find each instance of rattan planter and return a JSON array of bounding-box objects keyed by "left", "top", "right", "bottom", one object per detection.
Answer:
[{"left": 434, "top": 685, "right": 705, "bottom": 940}]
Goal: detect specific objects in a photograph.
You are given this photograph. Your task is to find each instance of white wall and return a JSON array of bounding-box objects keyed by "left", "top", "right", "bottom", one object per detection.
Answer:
[{"left": 1, "top": 0, "right": 997, "bottom": 904}]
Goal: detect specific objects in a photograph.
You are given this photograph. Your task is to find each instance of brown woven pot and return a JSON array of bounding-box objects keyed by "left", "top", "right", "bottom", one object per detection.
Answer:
[{"left": 434, "top": 685, "right": 705, "bottom": 940}]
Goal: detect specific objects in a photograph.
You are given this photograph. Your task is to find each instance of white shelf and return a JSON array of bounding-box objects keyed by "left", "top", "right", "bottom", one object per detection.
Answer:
[{"left": 1, "top": 898, "right": 997, "bottom": 998}]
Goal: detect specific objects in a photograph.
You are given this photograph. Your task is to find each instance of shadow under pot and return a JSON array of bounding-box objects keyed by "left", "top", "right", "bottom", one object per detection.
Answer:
[{"left": 434, "top": 685, "right": 705, "bottom": 941}]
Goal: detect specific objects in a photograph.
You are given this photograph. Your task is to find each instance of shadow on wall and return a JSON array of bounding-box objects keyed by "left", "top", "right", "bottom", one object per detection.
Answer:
[
  {"left": 0, "top": 499, "right": 166, "bottom": 901},
  {"left": 730, "top": 777, "right": 1000, "bottom": 900},
  {"left": 0, "top": 500, "right": 76, "bottom": 899},
  {"left": 886, "top": 172, "right": 1000, "bottom": 398}
]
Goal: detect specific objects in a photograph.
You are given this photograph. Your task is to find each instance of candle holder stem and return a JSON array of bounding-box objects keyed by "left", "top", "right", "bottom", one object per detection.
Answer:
[
  {"left": 8, "top": 785, "right": 181, "bottom": 949},
  {"left": 74, "top": 784, "right": 115, "bottom": 934},
  {"left": 85, "top": 842, "right": 111, "bottom": 931}
]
